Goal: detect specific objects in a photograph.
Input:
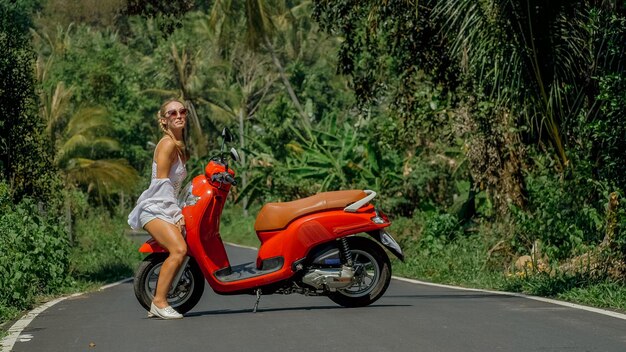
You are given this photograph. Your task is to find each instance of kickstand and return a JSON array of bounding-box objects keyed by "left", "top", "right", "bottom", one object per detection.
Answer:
[{"left": 253, "top": 289, "right": 262, "bottom": 313}]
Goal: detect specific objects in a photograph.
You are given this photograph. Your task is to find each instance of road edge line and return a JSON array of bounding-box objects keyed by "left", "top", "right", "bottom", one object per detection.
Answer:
[
  {"left": 392, "top": 276, "right": 626, "bottom": 321},
  {"left": 226, "top": 244, "right": 626, "bottom": 321},
  {"left": 1, "top": 277, "right": 132, "bottom": 352},
  {"left": 225, "top": 242, "right": 258, "bottom": 251}
]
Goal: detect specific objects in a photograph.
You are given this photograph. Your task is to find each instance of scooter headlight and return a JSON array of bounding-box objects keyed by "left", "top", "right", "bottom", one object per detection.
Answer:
[{"left": 178, "top": 181, "right": 200, "bottom": 208}]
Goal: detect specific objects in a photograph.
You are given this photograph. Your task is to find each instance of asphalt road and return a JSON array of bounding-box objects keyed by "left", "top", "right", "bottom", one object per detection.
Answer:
[{"left": 9, "top": 245, "right": 626, "bottom": 352}]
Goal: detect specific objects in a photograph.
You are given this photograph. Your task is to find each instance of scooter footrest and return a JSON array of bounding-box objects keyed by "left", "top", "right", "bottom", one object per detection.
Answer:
[{"left": 215, "top": 257, "right": 284, "bottom": 282}]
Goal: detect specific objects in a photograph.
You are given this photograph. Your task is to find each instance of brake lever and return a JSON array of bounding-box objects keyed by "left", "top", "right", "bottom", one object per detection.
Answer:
[{"left": 211, "top": 174, "right": 223, "bottom": 183}]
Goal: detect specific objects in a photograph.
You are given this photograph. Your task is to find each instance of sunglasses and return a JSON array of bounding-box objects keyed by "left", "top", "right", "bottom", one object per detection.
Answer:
[{"left": 165, "top": 108, "right": 188, "bottom": 118}]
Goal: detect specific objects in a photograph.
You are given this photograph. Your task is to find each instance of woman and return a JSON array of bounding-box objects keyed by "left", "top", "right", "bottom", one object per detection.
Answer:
[{"left": 128, "top": 99, "right": 189, "bottom": 319}]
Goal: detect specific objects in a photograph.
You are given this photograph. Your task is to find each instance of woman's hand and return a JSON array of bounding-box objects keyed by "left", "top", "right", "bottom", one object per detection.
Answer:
[{"left": 176, "top": 218, "right": 185, "bottom": 233}]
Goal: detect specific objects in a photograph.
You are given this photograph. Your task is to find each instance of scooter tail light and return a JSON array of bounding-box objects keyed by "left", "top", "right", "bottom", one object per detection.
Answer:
[{"left": 371, "top": 207, "right": 389, "bottom": 224}]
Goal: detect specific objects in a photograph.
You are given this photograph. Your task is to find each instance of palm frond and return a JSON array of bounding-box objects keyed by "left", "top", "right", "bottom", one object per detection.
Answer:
[
  {"left": 140, "top": 88, "right": 181, "bottom": 99},
  {"left": 42, "top": 81, "right": 73, "bottom": 136},
  {"left": 434, "top": 0, "right": 594, "bottom": 166},
  {"left": 65, "top": 107, "right": 108, "bottom": 137},
  {"left": 245, "top": 0, "right": 276, "bottom": 49},
  {"left": 65, "top": 158, "right": 139, "bottom": 196}
]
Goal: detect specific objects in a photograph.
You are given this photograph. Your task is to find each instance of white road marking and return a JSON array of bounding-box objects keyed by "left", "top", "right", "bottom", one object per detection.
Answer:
[
  {"left": 17, "top": 334, "right": 33, "bottom": 343},
  {"left": 392, "top": 276, "right": 626, "bottom": 321},
  {"left": 224, "top": 242, "right": 258, "bottom": 251},
  {"left": 99, "top": 278, "right": 132, "bottom": 291}
]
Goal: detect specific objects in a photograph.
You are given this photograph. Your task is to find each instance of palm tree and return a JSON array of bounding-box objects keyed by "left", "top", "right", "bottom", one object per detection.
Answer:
[
  {"left": 143, "top": 43, "right": 209, "bottom": 157},
  {"left": 209, "top": 0, "right": 312, "bottom": 127},
  {"left": 54, "top": 106, "right": 139, "bottom": 201},
  {"left": 32, "top": 24, "right": 75, "bottom": 142},
  {"left": 422, "top": 0, "right": 612, "bottom": 215},
  {"left": 39, "top": 81, "right": 73, "bottom": 141},
  {"left": 33, "top": 35, "right": 140, "bottom": 200},
  {"left": 32, "top": 24, "right": 140, "bottom": 240},
  {"left": 192, "top": 15, "right": 278, "bottom": 214},
  {"left": 434, "top": 0, "right": 597, "bottom": 167}
]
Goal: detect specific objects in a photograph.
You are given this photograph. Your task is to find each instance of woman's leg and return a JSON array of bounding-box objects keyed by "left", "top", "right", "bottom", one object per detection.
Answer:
[{"left": 143, "top": 218, "right": 187, "bottom": 308}]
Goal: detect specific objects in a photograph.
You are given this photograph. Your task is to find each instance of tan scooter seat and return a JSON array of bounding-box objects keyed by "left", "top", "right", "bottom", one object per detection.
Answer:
[{"left": 254, "top": 190, "right": 367, "bottom": 232}]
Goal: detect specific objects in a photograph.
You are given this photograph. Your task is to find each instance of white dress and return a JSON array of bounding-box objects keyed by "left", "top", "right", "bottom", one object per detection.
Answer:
[{"left": 127, "top": 153, "right": 187, "bottom": 230}]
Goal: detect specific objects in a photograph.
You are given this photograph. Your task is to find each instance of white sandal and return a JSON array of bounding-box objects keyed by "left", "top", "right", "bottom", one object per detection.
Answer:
[{"left": 149, "top": 302, "right": 183, "bottom": 319}]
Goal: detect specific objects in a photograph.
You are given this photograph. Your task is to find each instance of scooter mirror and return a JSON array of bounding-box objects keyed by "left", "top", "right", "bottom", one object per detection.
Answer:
[
  {"left": 230, "top": 148, "right": 240, "bottom": 163},
  {"left": 221, "top": 128, "right": 233, "bottom": 143}
]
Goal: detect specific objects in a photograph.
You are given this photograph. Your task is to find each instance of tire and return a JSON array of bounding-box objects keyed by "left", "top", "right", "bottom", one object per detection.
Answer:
[
  {"left": 328, "top": 236, "right": 392, "bottom": 308},
  {"left": 133, "top": 253, "right": 204, "bottom": 314}
]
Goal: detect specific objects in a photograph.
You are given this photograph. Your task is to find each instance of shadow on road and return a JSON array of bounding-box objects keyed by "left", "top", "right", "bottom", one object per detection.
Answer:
[{"left": 185, "top": 303, "right": 411, "bottom": 317}]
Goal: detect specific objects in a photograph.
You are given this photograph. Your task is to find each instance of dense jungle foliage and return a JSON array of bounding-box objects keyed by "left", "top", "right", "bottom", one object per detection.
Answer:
[{"left": 1, "top": 0, "right": 626, "bottom": 324}]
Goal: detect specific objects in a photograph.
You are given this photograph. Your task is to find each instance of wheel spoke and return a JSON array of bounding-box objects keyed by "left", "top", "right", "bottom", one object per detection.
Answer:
[
  {"left": 145, "top": 263, "right": 194, "bottom": 308},
  {"left": 337, "top": 248, "right": 382, "bottom": 297}
]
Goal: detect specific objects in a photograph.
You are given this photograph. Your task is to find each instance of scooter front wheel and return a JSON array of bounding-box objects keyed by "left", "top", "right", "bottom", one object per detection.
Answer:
[
  {"left": 328, "top": 237, "right": 392, "bottom": 308},
  {"left": 133, "top": 253, "right": 204, "bottom": 314}
]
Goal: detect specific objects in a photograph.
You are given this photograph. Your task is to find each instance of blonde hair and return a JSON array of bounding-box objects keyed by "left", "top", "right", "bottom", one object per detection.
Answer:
[{"left": 157, "top": 99, "right": 186, "bottom": 154}]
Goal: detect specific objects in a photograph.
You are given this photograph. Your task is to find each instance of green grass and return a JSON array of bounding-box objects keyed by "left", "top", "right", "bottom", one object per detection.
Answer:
[
  {"left": 391, "top": 234, "right": 507, "bottom": 289},
  {"left": 69, "top": 211, "right": 143, "bottom": 284},
  {"left": 392, "top": 221, "right": 626, "bottom": 313},
  {"left": 558, "top": 282, "right": 626, "bottom": 311},
  {"left": 219, "top": 204, "right": 261, "bottom": 248}
]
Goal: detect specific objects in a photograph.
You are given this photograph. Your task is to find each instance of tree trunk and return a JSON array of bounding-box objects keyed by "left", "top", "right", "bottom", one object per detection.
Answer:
[
  {"left": 184, "top": 100, "right": 207, "bottom": 157},
  {"left": 65, "top": 199, "right": 73, "bottom": 245},
  {"left": 238, "top": 108, "right": 248, "bottom": 217},
  {"left": 264, "top": 35, "right": 310, "bottom": 128}
]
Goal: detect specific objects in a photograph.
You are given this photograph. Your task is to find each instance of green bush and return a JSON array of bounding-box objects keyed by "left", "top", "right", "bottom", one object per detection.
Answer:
[
  {"left": 416, "top": 212, "right": 464, "bottom": 256},
  {"left": 69, "top": 210, "right": 143, "bottom": 283},
  {"left": 392, "top": 212, "right": 503, "bottom": 288},
  {"left": 218, "top": 203, "right": 259, "bottom": 248},
  {"left": 0, "top": 182, "right": 70, "bottom": 315},
  {"left": 511, "top": 159, "right": 606, "bottom": 261},
  {"left": 0, "top": 181, "right": 144, "bottom": 324},
  {"left": 590, "top": 73, "right": 626, "bottom": 191}
]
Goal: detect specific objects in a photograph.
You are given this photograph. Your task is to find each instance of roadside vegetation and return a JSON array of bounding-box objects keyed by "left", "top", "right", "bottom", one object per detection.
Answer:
[{"left": 2, "top": 0, "right": 626, "bottom": 327}]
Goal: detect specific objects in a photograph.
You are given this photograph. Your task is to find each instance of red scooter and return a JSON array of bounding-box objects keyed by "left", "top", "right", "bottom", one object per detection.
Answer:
[{"left": 133, "top": 129, "right": 404, "bottom": 314}]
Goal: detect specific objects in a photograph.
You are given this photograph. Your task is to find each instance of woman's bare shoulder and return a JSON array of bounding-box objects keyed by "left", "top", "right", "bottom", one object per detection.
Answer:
[{"left": 155, "top": 137, "right": 178, "bottom": 161}]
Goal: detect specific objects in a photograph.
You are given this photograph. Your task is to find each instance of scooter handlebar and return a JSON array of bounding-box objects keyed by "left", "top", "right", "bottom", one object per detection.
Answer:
[
  {"left": 211, "top": 172, "right": 237, "bottom": 186},
  {"left": 224, "top": 173, "right": 237, "bottom": 186}
]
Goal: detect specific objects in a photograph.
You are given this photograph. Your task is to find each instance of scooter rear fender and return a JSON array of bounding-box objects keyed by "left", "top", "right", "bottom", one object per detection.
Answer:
[
  {"left": 139, "top": 238, "right": 167, "bottom": 253},
  {"left": 368, "top": 229, "right": 404, "bottom": 261}
]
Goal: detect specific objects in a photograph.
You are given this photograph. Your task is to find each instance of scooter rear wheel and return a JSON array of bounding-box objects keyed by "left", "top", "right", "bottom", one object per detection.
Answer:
[
  {"left": 133, "top": 253, "right": 204, "bottom": 314},
  {"left": 328, "top": 237, "right": 392, "bottom": 308}
]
